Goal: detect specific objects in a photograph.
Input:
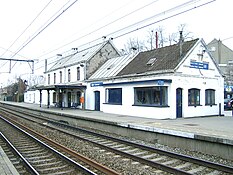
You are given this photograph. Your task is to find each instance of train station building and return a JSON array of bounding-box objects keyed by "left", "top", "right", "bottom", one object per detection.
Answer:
[{"left": 24, "top": 37, "right": 224, "bottom": 119}]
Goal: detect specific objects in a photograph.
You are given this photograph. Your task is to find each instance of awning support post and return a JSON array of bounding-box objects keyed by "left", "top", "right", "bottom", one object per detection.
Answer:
[{"left": 47, "top": 90, "right": 50, "bottom": 108}]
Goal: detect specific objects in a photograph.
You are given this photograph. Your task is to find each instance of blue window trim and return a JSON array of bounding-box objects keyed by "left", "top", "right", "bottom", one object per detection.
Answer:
[
  {"left": 106, "top": 88, "right": 122, "bottom": 105},
  {"left": 205, "top": 89, "right": 215, "bottom": 106},
  {"left": 103, "top": 79, "right": 172, "bottom": 86},
  {"left": 132, "top": 104, "right": 169, "bottom": 107},
  {"left": 188, "top": 88, "right": 200, "bottom": 106}
]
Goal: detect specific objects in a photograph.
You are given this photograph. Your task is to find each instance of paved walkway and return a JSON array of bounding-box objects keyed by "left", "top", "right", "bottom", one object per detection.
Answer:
[
  {"left": 2, "top": 101, "right": 233, "bottom": 142},
  {"left": 0, "top": 146, "right": 19, "bottom": 175},
  {"left": 1, "top": 101, "right": 233, "bottom": 172},
  {"left": 0, "top": 102, "right": 233, "bottom": 175}
]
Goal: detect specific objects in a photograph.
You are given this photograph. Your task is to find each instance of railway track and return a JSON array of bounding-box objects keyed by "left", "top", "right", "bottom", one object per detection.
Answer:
[
  {"left": 0, "top": 115, "right": 119, "bottom": 175},
  {"left": 1, "top": 104, "right": 233, "bottom": 174}
]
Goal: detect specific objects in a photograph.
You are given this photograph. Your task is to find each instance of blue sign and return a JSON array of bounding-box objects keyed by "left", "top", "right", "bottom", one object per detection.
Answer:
[
  {"left": 90, "top": 82, "right": 103, "bottom": 87},
  {"left": 157, "top": 80, "right": 164, "bottom": 85},
  {"left": 190, "top": 61, "right": 209, "bottom": 70}
]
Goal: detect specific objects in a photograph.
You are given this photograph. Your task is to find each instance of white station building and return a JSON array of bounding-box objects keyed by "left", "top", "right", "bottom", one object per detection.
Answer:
[{"left": 24, "top": 38, "right": 224, "bottom": 119}]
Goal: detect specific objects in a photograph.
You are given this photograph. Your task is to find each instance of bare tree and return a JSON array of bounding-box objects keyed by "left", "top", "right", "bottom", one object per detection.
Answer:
[
  {"left": 146, "top": 26, "right": 167, "bottom": 50},
  {"left": 123, "top": 24, "right": 193, "bottom": 53},
  {"left": 169, "top": 24, "right": 194, "bottom": 44},
  {"left": 122, "top": 37, "right": 146, "bottom": 54}
]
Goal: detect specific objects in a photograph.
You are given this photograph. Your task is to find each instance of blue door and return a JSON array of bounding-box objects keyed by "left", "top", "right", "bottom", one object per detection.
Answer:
[
  {"left": 176, "top": 88, "right": 182, "bottom": 118},
  {"left": 94, "top": 91, "right": 100, "bottom": 111}
]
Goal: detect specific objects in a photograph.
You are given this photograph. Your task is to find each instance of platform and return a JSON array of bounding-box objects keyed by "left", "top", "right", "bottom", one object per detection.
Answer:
[
  {"left": 0, "top": 146, "right": 19, "bottom": 175},
  {"left": 1, "top": 101, "right": 233, "bottom": 160},
  {"left": 1, "top": 101, "right": 233, "bottom": 143}
]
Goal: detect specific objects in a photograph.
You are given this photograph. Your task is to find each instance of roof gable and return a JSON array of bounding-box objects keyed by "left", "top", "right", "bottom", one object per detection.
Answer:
[
  {"left": 175, "top": 39, "right": 223, "bottom": 77},
  {"left": 117, "top": 39, "right": 199, "bottom": 76},
  {"left": 47, "top": 40, "right": 119, "bottom": 73}
]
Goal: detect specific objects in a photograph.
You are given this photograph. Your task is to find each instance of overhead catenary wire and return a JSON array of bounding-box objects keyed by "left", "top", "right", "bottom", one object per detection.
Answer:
[
  {"left": 0, "top": 0, "right": 71, "bottom": 70},
  {"left": 9, "top": 0, "right": 80, "bottom": 60},
  {"left": 36, "top": 0, "right": 160, "bottom": 60},
  {"left": 35, "top": 0, "right": 199, "bottom": 66},
  {"left": 113, "top": 0, "right": 216, "bottom": 39},
  {"left": 0, "top": 0, "right": 53, "bottom": 58},
  {"left": 34, "top": 0, "right": 214, "bottom": 71}
]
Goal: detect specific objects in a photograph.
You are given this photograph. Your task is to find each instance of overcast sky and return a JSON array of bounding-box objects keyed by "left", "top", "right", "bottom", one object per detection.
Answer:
[{"left": 0, "top": 0, "right": 232, "bottom": 86}]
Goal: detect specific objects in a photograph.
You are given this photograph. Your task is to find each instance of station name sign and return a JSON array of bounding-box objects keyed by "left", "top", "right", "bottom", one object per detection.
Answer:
[
  {"left": 190, "top": 60, "right": 209, "bottom": 70},
  {"left": 90, "top": 82, "right": 103, "bottom": 87}
]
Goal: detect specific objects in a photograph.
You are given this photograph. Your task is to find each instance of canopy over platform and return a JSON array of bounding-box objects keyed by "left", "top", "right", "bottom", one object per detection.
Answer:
[{"left": 36, "top": 84, "right": 86, "bottom": 91}]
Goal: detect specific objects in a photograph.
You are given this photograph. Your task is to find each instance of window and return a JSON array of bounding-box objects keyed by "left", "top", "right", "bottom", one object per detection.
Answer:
[
  {"left": 77, "top": 67, "right": 80, "bottom": 80},
  {"left": 68, "top": 69, "right": 71, "bottom": 82},
  {"left": 53, "top": 92, "right": 56, "bottom": 103},
  {"left": 105, "top": 88, "right": 122, "bottom": 104},
  {"left": 54, "top": 73, "right": 56, "bottom": 84},
  {"left": 147, "top": 57, "right": 157, "bottom": 66},
  {"left": 205, "top": 89, "right": 215, "bottom": 105},
  {"left": 59, "top": 71, "right": 62, "bottom": 83},
  {"left": 48, "top": 74, "right": 50, "bottom": 85},
  {"left": 134, "top": 86, "right": 168, "bottom": 106},
  {"left": 188, "top": 88, "right": 200, "bottom": 106}
]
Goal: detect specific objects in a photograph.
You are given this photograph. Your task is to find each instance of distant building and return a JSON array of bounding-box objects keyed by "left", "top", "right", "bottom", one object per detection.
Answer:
[{"left": 207, "top": 39, "right": 233, "bottom": 98}]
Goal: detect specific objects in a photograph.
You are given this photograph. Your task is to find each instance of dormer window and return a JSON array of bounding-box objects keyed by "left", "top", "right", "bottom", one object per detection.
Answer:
[{"left": 147, "top": 58, "right": 157, "bottom": 66}]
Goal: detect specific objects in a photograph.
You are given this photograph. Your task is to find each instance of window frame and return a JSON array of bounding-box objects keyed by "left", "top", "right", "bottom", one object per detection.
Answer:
[
  {"left": 68, "top": 69, "right": 71, "bottom": 82},
  {"left": 48, "top": 74, "right": 50, "bottom": 85},
  {"left": 54, "top": 73, "right": 56, "bottom": 84},
  {"left": 59, "top": 71, "right": 62, "bottom": 83},
  {"left": 134, "top": 86, "right": 168, "bottom": 107},
  {"left": 77, "top": 67, "right": 80, "bottom": 81},
  {"left": 205, "top": 89, "right": 215, "bottom": 106},
  {"left": 188, "top": 88, "right": 200, "bottom": 106},
  {"left": 105, "top": 88, "right": 122, "bottom": 105}
]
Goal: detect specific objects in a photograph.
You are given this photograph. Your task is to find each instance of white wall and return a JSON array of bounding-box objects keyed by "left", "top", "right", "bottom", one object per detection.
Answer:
[
  {"left": 24, "top": 90, "right": 47, "bottom": 105},
  {"left": 86, "top": 67, "right": 223, "bottom": 119},
  {"left": 45, "top": 64, "right": 85, "bottom": 85}
]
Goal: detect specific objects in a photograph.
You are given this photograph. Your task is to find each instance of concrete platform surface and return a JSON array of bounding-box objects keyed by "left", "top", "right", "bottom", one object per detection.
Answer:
[
  {"left": 0, "top": 146, "right": 19, "bottom": 175},
  {"left": 1, "top": 101, "right": 233, "bottom": 143}
]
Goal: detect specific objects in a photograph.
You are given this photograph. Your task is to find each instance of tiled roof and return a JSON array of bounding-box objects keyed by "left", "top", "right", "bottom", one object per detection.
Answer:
[
  {"left": 89, "top": 53, "right": 136, "bottom": 80},
  {"left": 117, "top": 39, "right": 199, "bottom": 76}
]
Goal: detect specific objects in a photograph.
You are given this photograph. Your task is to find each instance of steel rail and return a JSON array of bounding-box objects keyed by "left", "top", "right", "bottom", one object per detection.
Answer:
[
  {"left": 1, "top": 104, "right": 233, "bottom": 174},
  {"left": 0, "top": 114, "right": 120, "bottom": 175},
  {"left": 0, "top": 132, "right": 39, "bottom": 175},
  {"left": 0, "top": 116, "right": 98, "bottom": 175}
]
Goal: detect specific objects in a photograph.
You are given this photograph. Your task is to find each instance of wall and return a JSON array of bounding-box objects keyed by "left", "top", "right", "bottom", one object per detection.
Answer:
[
  {"left": 24, "top": 90, "right": 47, "bottom": 105},
  {"left": 45, "top": 63, "right": 85, "bottom": 85},
  {"left": 89, "top": 74, "right": 223, "bottom": 119},
  {"left": 86, "top": 42, "right": 120, "bottom": 79},
  {"left": 85, "top": 41, "right": 224, "bottom": 119}
]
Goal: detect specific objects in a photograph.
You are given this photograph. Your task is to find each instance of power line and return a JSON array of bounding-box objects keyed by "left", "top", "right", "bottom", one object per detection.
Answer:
[
  {"left": 0, "top": 0, "right": 53, "bottom": 58},
  {"left": 34, "top": 0, "right": 215, "bottom": 71},
  {"left": 35, "top": 0, "right": 196, "bottom": 63},
  {"left": 10, "top": 0, "right": 80, "bottom": 59},
  {"left": 109, "top": 0, "right": 206, "bottom": 38},
  {"left": 35, "top": 0, "right": 160, "bottom": 61}
]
